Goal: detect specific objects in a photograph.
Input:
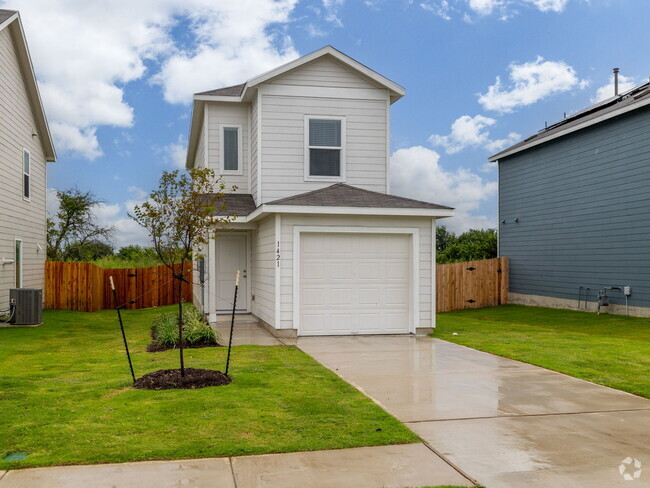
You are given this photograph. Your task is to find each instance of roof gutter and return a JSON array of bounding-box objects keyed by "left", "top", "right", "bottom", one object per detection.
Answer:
[{"left": 489, "top": 96, "right": 650, "bottom": 162}]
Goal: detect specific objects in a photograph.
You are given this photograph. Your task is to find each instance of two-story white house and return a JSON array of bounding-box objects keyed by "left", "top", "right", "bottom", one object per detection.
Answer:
[
  {"left": 0, "top": 10, "right": 55, "bottom": 310},
  {"left": 187, "top": 46, "right": 453, "bottom": 337}
]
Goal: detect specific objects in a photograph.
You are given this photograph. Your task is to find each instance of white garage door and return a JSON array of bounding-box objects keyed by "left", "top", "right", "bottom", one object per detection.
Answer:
[{"left": 299, "top": 233, "right": 411, "bottom": 336}]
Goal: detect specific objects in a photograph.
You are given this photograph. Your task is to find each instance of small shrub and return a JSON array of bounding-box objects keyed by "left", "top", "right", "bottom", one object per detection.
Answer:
[{"left": 150, "top": 305, "right": 220, "bottom": 349}]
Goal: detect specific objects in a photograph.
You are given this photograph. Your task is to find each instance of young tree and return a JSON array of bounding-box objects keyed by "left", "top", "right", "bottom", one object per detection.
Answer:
[
  {"left": 47, "top": 188, "right": 114, "bottom": 261},
  {"left": 130, "top": 168, "right": 232, "bottom": 376}
]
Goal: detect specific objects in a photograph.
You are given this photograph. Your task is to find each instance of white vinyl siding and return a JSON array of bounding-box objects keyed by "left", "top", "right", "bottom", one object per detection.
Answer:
[
  {"left": 206, "top": 102, "right": 249, "bottom": 192},
  {"left": 261, "top": 94, "right": 387, "bottom": 202},
  {"left": 278, "top": 215, "right": 434, "bottom": 331},
  {"left": 250, "top": 96, "right": 258, "bottom": 204},
  {"left": 0, "top": 26, "right": 47, "bottom": 305},
  {"left": 251, "top": 216, "right": 275, "bottom": 325},
  {"left": 267, "top": 56, "right": 384, "bottom": 89}
]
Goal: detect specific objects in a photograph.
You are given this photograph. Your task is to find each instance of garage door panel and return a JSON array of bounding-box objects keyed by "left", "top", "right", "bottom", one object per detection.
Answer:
[
  {"left": 300, "top": 233, "right": 411, "bottom": 336},
  {"left": 359, "top": 262, "right": 382, "bottom": 280},
  {"left": 359, "top": 287, "right": 381, "bottom": 305},
  {"left": 384, "top": 262, "right": 409, "bottom": 280},
  {"left": 331, "top": 287, "right": 354, "bottom": 305},
  {"left": 330, "top": 263, "right": 353, "bottom": 280},
  {"left": 358, "top": 313, "right": 381, "bottom": 333},
  {"left": 301, "top": 313, "right": 326, "bottom": 333},
  {"left": 330, "top": 313, "right": 354, "bottom": 331},
  {"left": 385, "top": 287, "right": 409, "bottom": 306}
]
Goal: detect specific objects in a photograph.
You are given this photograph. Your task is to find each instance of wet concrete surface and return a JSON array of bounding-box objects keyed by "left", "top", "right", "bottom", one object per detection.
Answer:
[
  {"left": 232, "top": 444, "right": 472, "bottom": 488},
  {"left": 297, "top": 335, "right": 650, "bottom": 488},
  {"left": 0, "top": 445, "right": 472, "bottom": 488},
  {"left": 213, "top": 318, "right": 284, "bottom": 346}
]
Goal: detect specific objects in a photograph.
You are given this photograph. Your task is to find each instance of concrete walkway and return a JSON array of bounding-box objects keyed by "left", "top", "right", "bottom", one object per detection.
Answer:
[
  {"left": 297, "top": 336, "right": 650, "bottom": 488},
  {"left": 0, "top": 444, "right": 471, "bottom": 488}
]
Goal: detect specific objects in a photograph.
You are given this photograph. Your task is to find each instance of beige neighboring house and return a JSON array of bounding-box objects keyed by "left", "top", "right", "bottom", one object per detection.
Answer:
[
  {"left": 0, "top": 9, "right": 55, "bottom": 308},
  {"left": 187, "top": 46, "right": 453, "bottom": 337}
]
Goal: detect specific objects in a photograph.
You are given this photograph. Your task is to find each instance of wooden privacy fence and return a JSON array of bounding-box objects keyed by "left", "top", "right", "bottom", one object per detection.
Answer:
[
  {"left": 437, "top": 257, "right": 508, "bottom": 312},
  {"left": 45, "top": 261, "right": 193, "bottom": 312}
]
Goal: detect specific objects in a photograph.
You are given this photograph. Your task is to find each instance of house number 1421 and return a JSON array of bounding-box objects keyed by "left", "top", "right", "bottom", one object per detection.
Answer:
[{"left": 276, "top": 241, "right": 280, "bottom": 268}]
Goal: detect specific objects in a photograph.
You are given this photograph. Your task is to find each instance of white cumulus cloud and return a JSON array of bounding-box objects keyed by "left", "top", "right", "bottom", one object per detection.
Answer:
[
  {"left": 478, "top": 56, "right": 586, "bottom": 113},
  {"left": 591, "top": 74, "right": 636, "bottom": 103},
  {"left": 3, "top": 0, "right": 301, "bottom": 159},
  {"left": 429, "top": 115, "right": 520, "bottom": 154},
  {"left": 524, "top": 0, "right": 569, "bottom": 12},
  {"left": 421, "top": 0, "right": 573, "bottom": 19},
  {"left": 390, "top": 146, "right": 497, "bottom": 232}
]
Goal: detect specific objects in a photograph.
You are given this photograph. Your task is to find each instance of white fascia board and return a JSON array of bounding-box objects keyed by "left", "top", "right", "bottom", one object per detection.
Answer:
[
  {"left": 0, "top": 11, "right": 18, "bottom": 31},
  {"left": 185, "top": 101, "right": 204, "bottom": 168},
  {"left": 194, "top": 94, "right": 242, "bottom": 102},
  {"left": 243, "top": 46, "right": 405, "bottom": 101},
  {"left": 489, "top": 97, "right": 650, "bottom": 162}
]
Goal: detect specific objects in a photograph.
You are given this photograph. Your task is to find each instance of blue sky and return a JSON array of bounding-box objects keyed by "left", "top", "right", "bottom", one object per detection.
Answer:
[{"left": 4, "top": 0, "right": 648, "bottom": 246}]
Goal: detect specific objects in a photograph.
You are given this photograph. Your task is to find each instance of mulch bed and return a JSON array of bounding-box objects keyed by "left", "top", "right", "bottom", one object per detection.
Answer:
[
  {"left": 146, "top": 326, "right": 222, "bottom": 352},
  {"left": 133, "top": 368, "right": 231, "bottom": 390}
]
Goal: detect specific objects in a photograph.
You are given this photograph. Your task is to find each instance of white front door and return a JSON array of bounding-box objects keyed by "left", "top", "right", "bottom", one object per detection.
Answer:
[
  {"left": 216, "top": 234, "right": 248, "bottom": 311},
  {"left": 299, "top": 233, "right": 411, "bottom": 336}
]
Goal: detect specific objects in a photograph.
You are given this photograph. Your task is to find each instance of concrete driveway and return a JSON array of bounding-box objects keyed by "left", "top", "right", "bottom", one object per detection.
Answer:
[{"left": 297, "top": 335, "right": 650, "bottom": 488}]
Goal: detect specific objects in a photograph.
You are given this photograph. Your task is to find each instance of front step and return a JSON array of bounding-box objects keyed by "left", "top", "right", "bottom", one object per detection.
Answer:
[{"left": 214, "top": 313, "right": 260, "bottom": 325}]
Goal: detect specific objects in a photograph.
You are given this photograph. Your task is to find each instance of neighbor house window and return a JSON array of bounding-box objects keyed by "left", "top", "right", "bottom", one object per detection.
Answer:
[
  {"left": 15, "top": 239, "right": 22, "bottom": 288},
  {"left": 305, "top": 116, "right": 346, "bottom": 180},
  {"left": 220, "top": 125, "right": 243, "bottom": 174},
  {"left": 23, "top": 149, "right": 30, "bottom": 200}
]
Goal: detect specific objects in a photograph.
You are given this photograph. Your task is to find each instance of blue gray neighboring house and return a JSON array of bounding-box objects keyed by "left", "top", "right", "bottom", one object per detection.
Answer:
[{"left": 490, "top": 81, "right": 650, "bottom": 315}]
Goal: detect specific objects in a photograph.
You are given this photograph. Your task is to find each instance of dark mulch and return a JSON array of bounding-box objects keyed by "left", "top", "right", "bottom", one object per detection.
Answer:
[
  {"left": 146, "top": 326, "right": 222, "bottom": 352},
  {"left": 133, "top": 368, "right": 231, "bottom": 390}
]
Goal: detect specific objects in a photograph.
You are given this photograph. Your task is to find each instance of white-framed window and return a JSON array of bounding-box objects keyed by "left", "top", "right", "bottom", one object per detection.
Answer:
[
  {"left": 15, "top": 238, "right": 23, "bottom": 288},
  {"left": 22, "top": 149, "right": 30, "bottom": 201},
  {"left": 304, "top": 115, "right": 346, "bottom": 181},
  {"left": 219, "top": 124, "right": 243, "bottom": 175}
]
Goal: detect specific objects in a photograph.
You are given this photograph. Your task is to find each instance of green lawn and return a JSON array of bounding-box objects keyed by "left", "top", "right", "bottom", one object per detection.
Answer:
[
  {"left": 435, "top": 304, "right": 650, "bottom": 398},
  {"left": 0, "top": 306, "right": 417, "bottom": 470}
]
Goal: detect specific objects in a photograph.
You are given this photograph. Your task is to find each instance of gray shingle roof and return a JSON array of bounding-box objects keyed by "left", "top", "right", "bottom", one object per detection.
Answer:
[
  {"left": 202, "top": 193, "right": 257, "bottom": 217},
  {"left": 491, "top": 81, "right": 650, "bottom": 161},
  {"left": 266, "top": 183, "right": 453, "bottom": 210},
  {"left": 196, "top": 83, "right": 246, "bottom": 97},
  {"left": 0, "top": 9, "right": 17, "bottom": 24}
]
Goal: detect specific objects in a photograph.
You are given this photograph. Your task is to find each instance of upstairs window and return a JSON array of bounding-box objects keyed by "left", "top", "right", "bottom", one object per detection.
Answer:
[
  {"left": 305, "top": 116, "right": 346, "bottom": 180},
  {"left": 23, "top": 149, "right": 30, "bottom": 200},
  {"left": 220, "top": 125, "right": 242, "bottom": 175}
]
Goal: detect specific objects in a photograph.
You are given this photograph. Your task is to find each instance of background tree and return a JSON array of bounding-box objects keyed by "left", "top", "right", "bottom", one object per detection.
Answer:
[
  {"left": 47, "top": 188, "right": 114, "bottom": 261},
  {"left": 437, "top": 228, "right": 497, "bottom": 264},
  {"left": 436, "top": 225, "right": 457, "bottom": 254},
  {"left": 130, "top": 168, "right": 232, "bottom": 376},
  {"left": 65, "top": 241, "right": 114, "bottom": 262}
]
